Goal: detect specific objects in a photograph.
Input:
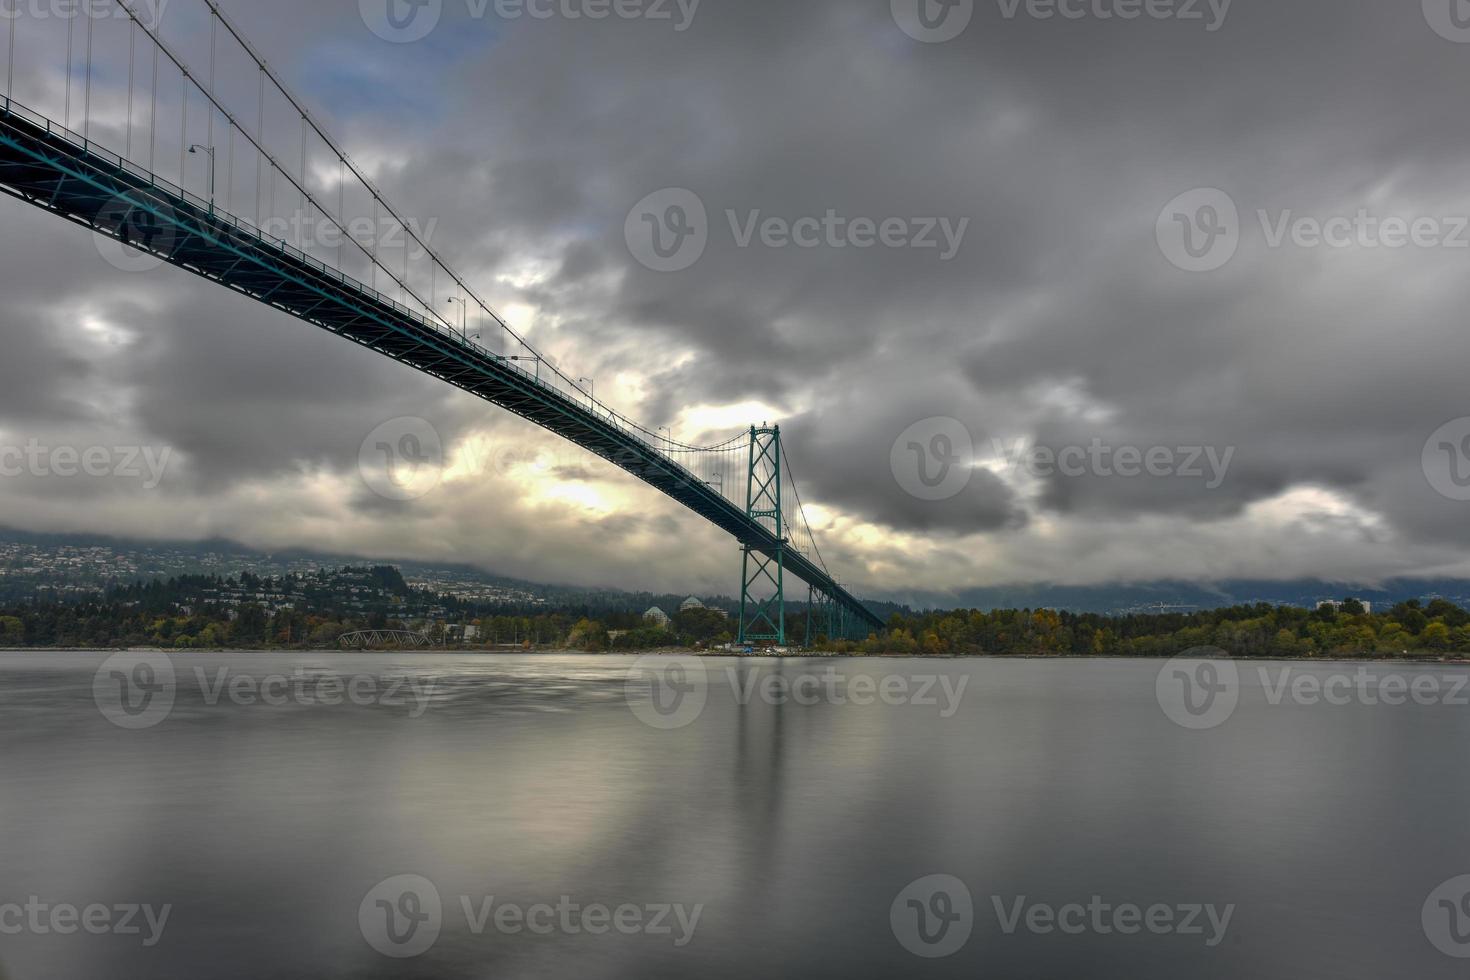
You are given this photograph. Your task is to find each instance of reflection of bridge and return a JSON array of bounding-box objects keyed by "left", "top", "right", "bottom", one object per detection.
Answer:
[
  {"left": 0, "top": 1, "right": 882, "bottom": 644},
  {"left": 338, "top": 630, "right": 438, "bottom": 651}
]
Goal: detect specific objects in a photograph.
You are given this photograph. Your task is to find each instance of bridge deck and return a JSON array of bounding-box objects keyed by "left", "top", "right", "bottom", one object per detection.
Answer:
[{"left": 0, "top": 96, "right": 883, "bottom": 634}]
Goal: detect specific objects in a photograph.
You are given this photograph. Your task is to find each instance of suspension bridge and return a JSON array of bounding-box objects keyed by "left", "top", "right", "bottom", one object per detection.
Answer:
[{"left": 0, "top": 0, "right": 884, "bottom": 645}]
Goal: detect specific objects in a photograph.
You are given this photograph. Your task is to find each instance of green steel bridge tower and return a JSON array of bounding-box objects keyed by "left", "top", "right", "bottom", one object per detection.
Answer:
[{"left": 739, "top": 426, "right": 786, "bottom": 646}]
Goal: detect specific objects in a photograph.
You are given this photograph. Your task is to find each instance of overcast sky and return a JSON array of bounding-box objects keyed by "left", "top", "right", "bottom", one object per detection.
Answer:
[{"left": 3, "top": 0, "right": 1470, "bottom": 604}]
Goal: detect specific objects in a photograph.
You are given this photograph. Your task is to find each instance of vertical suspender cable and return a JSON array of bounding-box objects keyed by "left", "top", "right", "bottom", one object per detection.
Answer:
[
  {"left": 179, "top": 71, "right": 187, "bottom": 184},
  {"left": 4, "top": 0, "right": 14, "bottom": 99},
  {"left": 254, "top": 68, "right": 263, "bottom": 225},
  {"left": 149, "top": 44, "right": 158, "bottom": 169},
  {"left": 299, "top": 116, "right": 307, "bottom": 250},
  {"left": 64, "top": 9, "right": 73, "bottom": 128},
  {"left": 225, "top": 122, "right": 234, "bottom": 214},
  {"left": 126, "top": 24, "right": 135, "bottom": 158},
  {"left": 207, "top": 13, "right": 215, "bottom": 154},
  {"left": 82, "top": 10, "right": 93, "bottom": 139}
]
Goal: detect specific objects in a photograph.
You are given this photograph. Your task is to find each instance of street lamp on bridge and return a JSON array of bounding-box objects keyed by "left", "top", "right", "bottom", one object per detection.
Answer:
[
  {"left": 187, "top": 144, "right": 216, "bottom": 215},
  {"left": 446, "top": 296, "right": 468, "bottom": 342}
]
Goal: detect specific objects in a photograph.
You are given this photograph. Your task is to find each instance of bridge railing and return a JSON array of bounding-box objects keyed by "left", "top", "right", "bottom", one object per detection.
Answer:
[
  {"left": 0, "top": 3, "right": 868, "bottom": 612},
  {"left": 1, "top": 88, "right": 882, "bottom": 627},
  {"left": 3, "top": 88, "right": 722, "bottom": 469},
  {"left": 2, "top": 1, "right": 739, "bottom": 461}
]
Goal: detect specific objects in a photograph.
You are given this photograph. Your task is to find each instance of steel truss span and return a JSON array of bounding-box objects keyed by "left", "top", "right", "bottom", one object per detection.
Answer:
[{"left": 0, "top": 97, "right": 883, "bottom": 635}]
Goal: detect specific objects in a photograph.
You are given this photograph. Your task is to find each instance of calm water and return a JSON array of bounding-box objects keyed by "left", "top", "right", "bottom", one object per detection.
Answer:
[{"left": 0, "top": 652, "right": 1467, "bottom": 978}]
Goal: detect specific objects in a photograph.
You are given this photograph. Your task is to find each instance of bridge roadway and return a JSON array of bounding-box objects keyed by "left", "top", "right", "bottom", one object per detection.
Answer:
[{"left": 0, "top": 96, "right": 884, "bottom": 634}]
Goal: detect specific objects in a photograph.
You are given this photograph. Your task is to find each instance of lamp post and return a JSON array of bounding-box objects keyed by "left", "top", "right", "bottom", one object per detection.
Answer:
[
  {"left": 578, "top": 377, "right": 595, "bottom": 407},
  {"left": 446, "top": 296, "right": 467, "bottom": 342},
  {"left": 505, "top": 355, "right": 541, "bottom": 382},
  {"left": 187, "top": 144, "right": 216, "bottom": 215}
]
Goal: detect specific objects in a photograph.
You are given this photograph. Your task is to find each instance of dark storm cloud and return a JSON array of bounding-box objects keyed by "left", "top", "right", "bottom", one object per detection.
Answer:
[{"left": 4, "top": 0, "right": 1470, "bottom": 592}]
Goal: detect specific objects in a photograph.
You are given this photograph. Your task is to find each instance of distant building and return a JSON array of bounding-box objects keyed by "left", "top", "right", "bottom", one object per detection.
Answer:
[
  {"left": 1318, "top": 599, "right": 1372, "bottom": 614},
  {"left": 644, "top": 606, "right": 671, "bottom": 627},
  {"left": 679, "top": 596, "right": 705, "bottom": 612}
]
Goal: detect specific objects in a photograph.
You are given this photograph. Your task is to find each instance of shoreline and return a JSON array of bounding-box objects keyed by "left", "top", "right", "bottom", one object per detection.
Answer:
[{"left": 2, "top": 648, "right": 1468, "bottom": 667}]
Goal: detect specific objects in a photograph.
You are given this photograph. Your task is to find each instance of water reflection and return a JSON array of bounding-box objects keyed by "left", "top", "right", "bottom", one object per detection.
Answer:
[{"left": 0, "top": 654, "right": 1467, "bottom": 978}]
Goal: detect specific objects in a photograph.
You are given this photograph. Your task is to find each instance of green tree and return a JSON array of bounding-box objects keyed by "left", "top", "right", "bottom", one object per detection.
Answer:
[{"left": 1422, "top": 622, "right": 1452, "bottom": 652}]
